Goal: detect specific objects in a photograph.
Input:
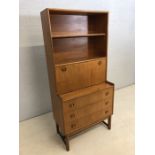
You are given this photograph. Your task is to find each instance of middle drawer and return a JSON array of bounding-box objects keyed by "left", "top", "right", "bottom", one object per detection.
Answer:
[
  {"left": 63, "top": 87, "right": 113, "bottom": 113},
  {"left": 64, "top": 97, "right": 113, "bottom": 123}
]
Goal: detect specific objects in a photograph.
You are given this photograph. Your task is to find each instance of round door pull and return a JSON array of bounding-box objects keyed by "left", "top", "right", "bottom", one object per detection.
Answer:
[
  {"left": 71, "top": 124, "right": 76, "bottom": 128},
  {"left": 105, "top": 101, "right": 109, "bottom": 105},
  {"left": 70, "top": 114, "right": 75, "bottom": 118},
  {"left": 105, "top": 110, "right": 108, "bottom": 114},
  {"left": 69, "top": 103, "right": 75, "bottom": 108},
  {"left": 98, "top": 61, "right": 102, "bottom": 65},
  {"left": 61, "top": 66, "right": 67, "bottom": 72},
  {"left": 105, "top": 92, "right": 109, "bottom": 96}
]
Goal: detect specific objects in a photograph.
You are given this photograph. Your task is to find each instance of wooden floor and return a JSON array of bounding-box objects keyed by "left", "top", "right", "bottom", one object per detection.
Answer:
[{"left": 20, "top": 85, "right": 134, "bottom": 155}]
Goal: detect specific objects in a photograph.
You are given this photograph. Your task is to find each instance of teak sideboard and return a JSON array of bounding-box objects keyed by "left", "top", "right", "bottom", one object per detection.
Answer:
[{"left": 40, "top": 8, "right": 115, "bottom": 151}]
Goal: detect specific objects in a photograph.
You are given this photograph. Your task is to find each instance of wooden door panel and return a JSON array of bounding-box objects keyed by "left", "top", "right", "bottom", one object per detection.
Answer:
[{"left": 55, "top": 58, "right": 106, "bottom": 94}]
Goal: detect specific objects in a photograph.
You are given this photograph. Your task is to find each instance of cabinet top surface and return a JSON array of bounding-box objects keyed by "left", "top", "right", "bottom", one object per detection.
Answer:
[{"left": 42, "top": 8, "right": 108, "bottom": 15}]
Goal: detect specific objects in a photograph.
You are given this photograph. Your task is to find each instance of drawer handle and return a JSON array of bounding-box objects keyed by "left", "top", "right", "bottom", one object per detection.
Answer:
[
  {"left": 105, "top": 110, "right": 109, "bottom": 114},
  {"left": 71, "top": 124, "right": 76, "bottom": 128},
  {"left": 69, "top": 103, "right": 75, "bottom": 108},
  {"left": 98, "top": 61, "right": 102, "bottom": 65},
  {"left": 105, "top": 92, "right": 109, "bottom": 96},
  {"left": 70, "top": 114, "right": 75, "bottom": 118},
  {"left": 105, "top": 101, "right": 109, "bottom": 105},
  {"left": 61, "top": 66, "right": 67, "bottom": 72}
]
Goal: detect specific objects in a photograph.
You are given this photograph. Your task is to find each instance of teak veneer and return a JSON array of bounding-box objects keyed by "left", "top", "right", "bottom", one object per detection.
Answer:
[{"left": 41, "top": 8, "right": 115, "bottom": 151}]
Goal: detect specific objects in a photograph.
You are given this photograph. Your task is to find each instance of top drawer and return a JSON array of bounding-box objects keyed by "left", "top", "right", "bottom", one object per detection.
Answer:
[
  {"left": 63, "top": 87, "right": 113, "bottom": 113},
  {"left": 55, "top": 58, "right": 106, "bottom": 94}
]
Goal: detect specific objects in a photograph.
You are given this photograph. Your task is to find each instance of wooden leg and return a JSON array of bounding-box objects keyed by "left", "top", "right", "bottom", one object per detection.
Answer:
[
  {"left": 102, "top": 116, "right": 112, "bottom": 130},
  {"left": 56, "top": 124, "right": 70, "bottom": 151},
  {"left": 107, "top": 116, "right": 111, "bottom": 130},
  {"left": 64, "top": 136, "right": 70, "bottom": 151},
  {"left": 56, "top": 124, "right": 60, "bottom": 134}
]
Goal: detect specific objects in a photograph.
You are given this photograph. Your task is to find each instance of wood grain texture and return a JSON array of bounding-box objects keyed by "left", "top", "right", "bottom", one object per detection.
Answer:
[
  {"left": 60, "top": 82, "right": 113, "bottom": 101},
  {"left": 53, "top": 37, "right": 107, "bottom": 64},
  {"left": 64, "top": 107, "right": 113, "bottom": 134},
  {"left": 55, "top": 58, "right": 107, "bottom": 94},
  {"left": 40, "top": 9, "right": 65, "bottom": 134},
  {"left": 52, "top": 32, "right": 106, "bottom": 38},
  {"left": 48, "top": 8, "right": 108, "bottom": 15},
  {"left": 63, "top": 97, "right": 113, "bottom": 122}
]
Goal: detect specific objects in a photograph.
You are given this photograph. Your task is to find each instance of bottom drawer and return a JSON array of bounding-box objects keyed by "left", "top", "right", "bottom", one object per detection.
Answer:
[{"left": 65, "top": 106, "right": 112, "bottom": 134}]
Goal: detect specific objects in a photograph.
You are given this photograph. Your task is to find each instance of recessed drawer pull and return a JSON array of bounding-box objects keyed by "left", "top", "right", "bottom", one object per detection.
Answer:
[
  {"left": 98, "top": 61, "right": 102, "bottom": 65},
  {"left": 105, "top": 110, "right": 109, "bottom": 114},
  {"left": 61, "top": 66, "right": 67, "bottom": 72},
  {"left": 70, "top": 114, "right": 75, "bottom": 118},
  {"left": 105, "top": 92, "right": 109, "bottom": 96},
  {"left": 69, "top": 103, "right": 75, "bottom": 108},
  {"left": 71, "top": 124, "right": 76, "bottom": 128}
]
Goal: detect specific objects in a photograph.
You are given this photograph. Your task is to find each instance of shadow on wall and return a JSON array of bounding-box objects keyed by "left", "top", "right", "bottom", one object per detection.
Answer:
[{"left": 19, "top": 45, "right": 52, "bottom": 121}]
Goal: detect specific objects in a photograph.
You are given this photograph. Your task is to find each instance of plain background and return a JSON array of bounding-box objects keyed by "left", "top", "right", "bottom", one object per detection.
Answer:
[{"left": 19, "top": 0, "right": 135, "bottom": 121}]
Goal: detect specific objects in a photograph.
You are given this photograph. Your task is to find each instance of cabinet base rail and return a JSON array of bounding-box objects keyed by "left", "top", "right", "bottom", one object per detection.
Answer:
[{"left": 56, "top": 116, "right": 112, "bottom": 151}]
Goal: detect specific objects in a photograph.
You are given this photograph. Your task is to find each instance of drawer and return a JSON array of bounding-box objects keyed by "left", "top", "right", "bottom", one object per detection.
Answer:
[
  {"left": 55, "top": 58, "right": 106, "bottom": 94},
  {"left": 65, "top": 106, "right": 112, "bottom": 134},
  {"left": 63, "top": 87, "right": 113, "bottom": 113},
  {"left": 64, "top": 97, "right": 113, "bottom": 123}
]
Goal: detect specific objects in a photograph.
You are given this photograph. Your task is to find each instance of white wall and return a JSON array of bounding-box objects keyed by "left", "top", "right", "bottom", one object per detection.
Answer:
[{"left": 19, "top": 0, "right": 135, "bottom": 121}]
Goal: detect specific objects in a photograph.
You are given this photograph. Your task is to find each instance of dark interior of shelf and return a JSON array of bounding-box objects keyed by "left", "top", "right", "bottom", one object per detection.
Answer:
[
  {"left": 50, "top": 14, "right": 108, "bottom": 37},
  {"left": 50, "top": 13, "right": 108, "bottom": 65},
  {"left": 53, "top": 37, "right": 107, "bottom": 64}
]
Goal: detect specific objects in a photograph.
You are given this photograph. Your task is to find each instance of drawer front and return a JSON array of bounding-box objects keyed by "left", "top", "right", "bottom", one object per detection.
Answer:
[
  {"left": 63, "top": 88, "right": 113, "bottom": 113},
  {"left": 65, "top": 107, "right": 112, "bottom": 134},
  {"left": 64, "top": 97, "right": 112, "bottom": 123},
  {"left": 55, "top": 58, "right": 106, "bottom": 94}
]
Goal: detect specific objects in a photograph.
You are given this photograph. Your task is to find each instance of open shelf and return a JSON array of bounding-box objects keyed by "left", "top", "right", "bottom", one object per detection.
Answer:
[
  {"left": 53, "top": 36, "right": 107, "bottom": 65},
  {"left": 55, "top": 56, "right": 106, "bottom": 66},
  {"left": 50, "top": 14, "right": 108, "bottom": 38},
  {"left": 49, "top": 12, "right": 108, "bottom": 66},
  {"left": 52, "top": 32, "right": 106, "bottom": 38}
]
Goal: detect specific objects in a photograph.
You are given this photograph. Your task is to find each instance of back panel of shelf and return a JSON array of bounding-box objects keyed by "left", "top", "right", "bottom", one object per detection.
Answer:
[
  {"left": 49, "top": 10, "right": 108, "bottom": 65},
  {"left": 50, "top": 13, "right": 108, "bottom": 36},
  {"left": 53, "top": 36, "right": 107, "bottom": 64}
]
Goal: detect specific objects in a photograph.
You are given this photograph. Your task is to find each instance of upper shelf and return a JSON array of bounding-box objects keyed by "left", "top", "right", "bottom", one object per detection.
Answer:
[{"left": 52, "top": 32, "right": 106, "bottom": 38}]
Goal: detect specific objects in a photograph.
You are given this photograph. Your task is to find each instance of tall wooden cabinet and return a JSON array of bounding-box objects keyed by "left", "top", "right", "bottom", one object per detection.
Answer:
[{"left": 41, "top": 8, "right": 114, "bottom": 151}]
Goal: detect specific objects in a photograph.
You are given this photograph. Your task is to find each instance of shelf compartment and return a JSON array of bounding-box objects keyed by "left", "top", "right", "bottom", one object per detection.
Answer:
[
  {"left": 53, "top": 37, "right": 107, "bottom": 65},
  {"left": 52, "top": 32, "right": 106, "bottom": 38},
  {"left": 50, "top": 14, "right": 108, "bottom": 37}
]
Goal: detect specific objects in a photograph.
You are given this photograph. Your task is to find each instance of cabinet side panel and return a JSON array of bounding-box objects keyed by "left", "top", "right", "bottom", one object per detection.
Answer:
[
  {"left": 40, "top": 9, "right": 64, "bottom": 133},
  {"left": 105, "top": 13, "right": 109, "bottom": 80}
]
